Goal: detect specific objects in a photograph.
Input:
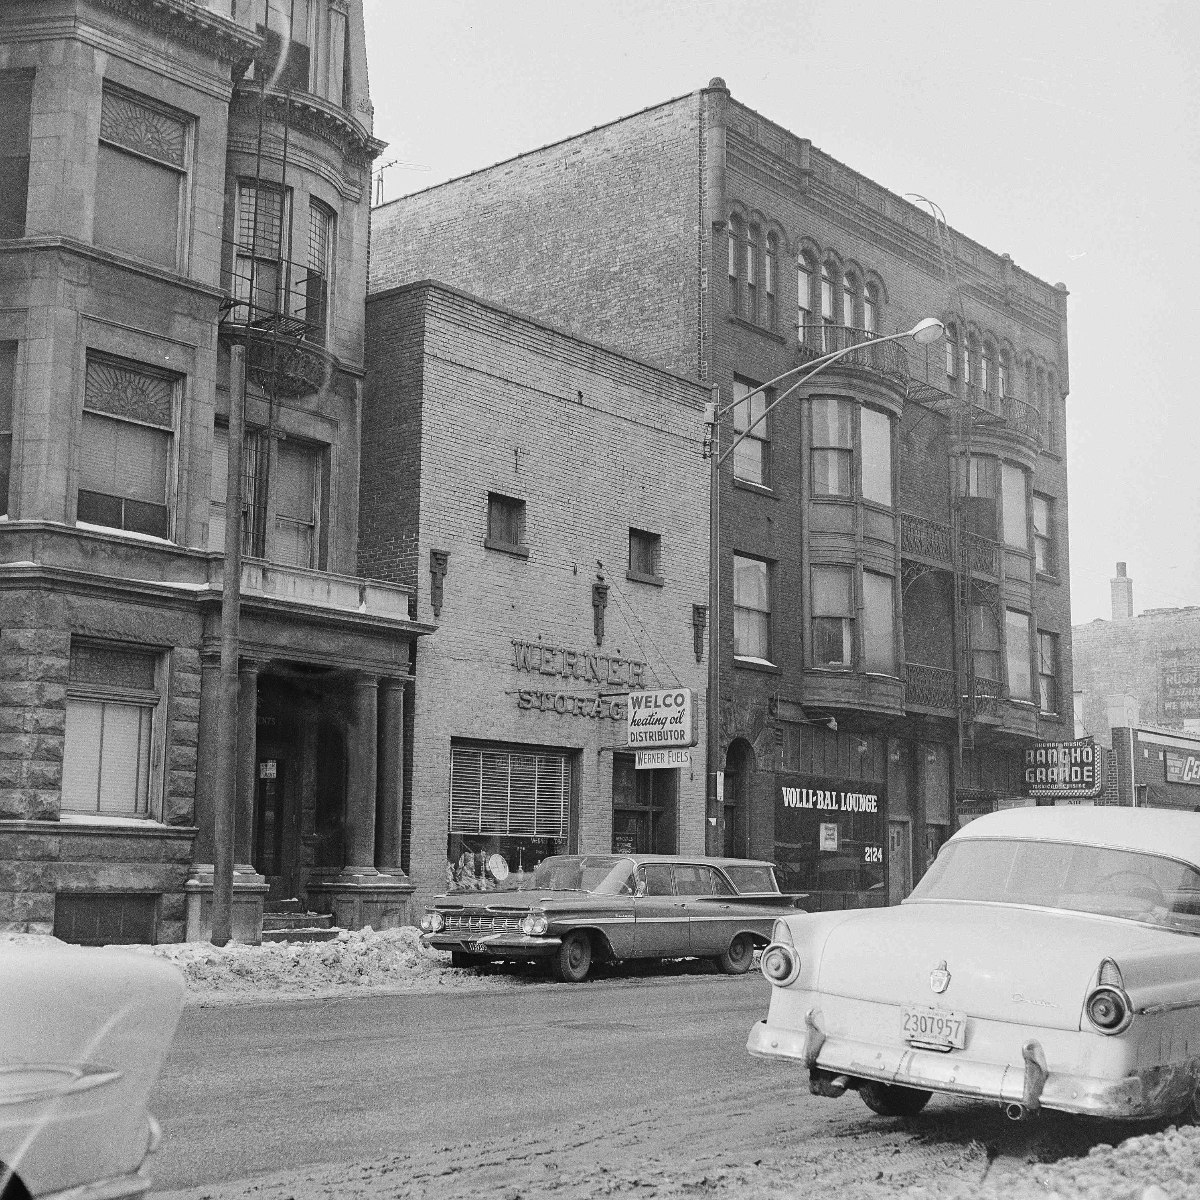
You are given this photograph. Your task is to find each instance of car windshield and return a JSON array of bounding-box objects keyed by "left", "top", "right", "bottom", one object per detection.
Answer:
[
  {"left": 526, "top": 855, "right": 636, "bottom": 895},
  {"left": 910, "top": 836, "right": 1200, "bottom": 934},
  {"left": 722, "top": 864, "right": 780, "bottom": 893}
]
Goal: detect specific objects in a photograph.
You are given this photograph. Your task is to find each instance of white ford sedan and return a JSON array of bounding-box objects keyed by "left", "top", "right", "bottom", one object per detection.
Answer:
[
  {"left": 748, "top": 807, "right": 1200, "bottom": 1122},
  {"left": 1, "top": 943, "right": 184, "bottom": 1199}
]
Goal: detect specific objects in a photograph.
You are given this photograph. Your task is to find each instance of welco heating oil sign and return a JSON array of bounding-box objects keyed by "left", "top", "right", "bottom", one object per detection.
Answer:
[{"left": 626, "top": 689, "right": 697, "bottom": 749}]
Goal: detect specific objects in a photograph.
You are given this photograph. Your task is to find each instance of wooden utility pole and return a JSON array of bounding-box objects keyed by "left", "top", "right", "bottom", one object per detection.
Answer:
[{"left": 212, "top": 343, "right": 246, "bottom": 946}]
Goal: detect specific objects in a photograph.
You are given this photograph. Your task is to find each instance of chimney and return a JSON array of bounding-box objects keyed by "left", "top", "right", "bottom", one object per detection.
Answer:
[{"left": 1111, "top": 562, "right": 1134, "bottom": 621}]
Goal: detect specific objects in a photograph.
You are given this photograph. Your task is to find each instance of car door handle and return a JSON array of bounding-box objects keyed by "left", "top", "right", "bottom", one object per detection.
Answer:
[{"left": 674, "top": 902, "right": 688, "bottom": 908}]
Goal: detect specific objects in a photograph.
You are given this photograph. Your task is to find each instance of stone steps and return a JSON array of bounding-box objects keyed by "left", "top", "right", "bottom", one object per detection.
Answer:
[{"left": 261, "top": 901, "right": 342, "bottom": 942}]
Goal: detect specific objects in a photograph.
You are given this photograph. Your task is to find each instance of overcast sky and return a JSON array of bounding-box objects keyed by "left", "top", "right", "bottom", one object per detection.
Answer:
[{"left": 362, "top": 0, "right": 1200, "bottom": 626}]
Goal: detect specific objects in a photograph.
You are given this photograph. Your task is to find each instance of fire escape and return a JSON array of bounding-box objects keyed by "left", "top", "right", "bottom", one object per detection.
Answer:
[{"left": 218, "top": 34, "right": 335, "bottom": 556}]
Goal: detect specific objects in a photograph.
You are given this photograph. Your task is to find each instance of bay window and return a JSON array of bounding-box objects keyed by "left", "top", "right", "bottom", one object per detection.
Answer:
[
  {"left": 733, "top": 554, "right": 771, "bottom": 661},
  {"left": 61, "top": 641, "right": 160, "bottom": 818},
  {"left": 860, "top": 406, "right": 892, "bottom": 505},
  {"left": 970, "top": 605, "right": 1001, "bottom": 683},
  {"left": 1038, "top": 631, "right": 1059, "bottom": 713},
  {"left": 1006, "top": 609, "right": 1033, "bottom": 701},
  {"left": 812, "top": 565, "right": 854, "bottom": 667},
  {"left": 862, "top": 571, "right": 896, "bottom": 674},
  {"left": 95, "top": 87, "right": 188, "bottom": 269},
  {"left": 810, "top": 396, "right": 852, "bottom": 497},
  {"left": 1001, "top": 462, "right": 1028, "bottom": 549},
  {"left": 79, "top": 355, "right": 175, "bottom": 539}
]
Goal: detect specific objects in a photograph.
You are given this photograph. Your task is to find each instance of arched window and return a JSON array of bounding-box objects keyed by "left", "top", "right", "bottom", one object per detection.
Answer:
[
  {"left": 863, "top": 282, "right": 879, "bottom": 334},
  {"left": 727, "top": 216, "right": 741, "bottom": 316},
  {"left": 797, "top": 256, "right": 813, "bottom": 345},
  {"left": 963, "top": 333, "right": 975, "bottom": 387},
  {"left": 765, "top": 232, "right": 777, "bottom": 330},
  {"left": 745, "top": 224, "right": 759, "bottom": 322},
  {"left": 998, "top": 351, "right": 1010, "bottom": 399},
  {"left": 945, "top": 323, "right": 958, "bottom": 379},
  {"left": 1040, "top": 370, "right": 1054, "bottom": 450},
  {"left": 820, "top": 262, "right": 835, "bottom": 350},
  {"left": 981, "top": 343, "right": 994, "bottom": 404},
  {"left": 842, "top": 271, "right": 857, "bottom": 328}
]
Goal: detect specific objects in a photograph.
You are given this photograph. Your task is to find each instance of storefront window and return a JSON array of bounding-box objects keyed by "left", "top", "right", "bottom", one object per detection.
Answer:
[
  {"left": 448, "top": 743, "right": 570, "bottom": 889},
  {"left": 774, "top": 773, "right": 886, "bottom": 909},
  {"left": 612, "top": 754, "right": 677, "bottom": 854}
]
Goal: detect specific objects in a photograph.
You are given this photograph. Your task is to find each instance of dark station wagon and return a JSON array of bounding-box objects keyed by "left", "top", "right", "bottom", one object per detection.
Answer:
[{"left": 419, "top": 853, "right": 803, "bottom": 982}]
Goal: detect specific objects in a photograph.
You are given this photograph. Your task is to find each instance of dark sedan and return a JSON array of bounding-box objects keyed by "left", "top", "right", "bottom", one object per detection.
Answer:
[{"left": 419, "top": 853, "right": 803, "bottom": 982}]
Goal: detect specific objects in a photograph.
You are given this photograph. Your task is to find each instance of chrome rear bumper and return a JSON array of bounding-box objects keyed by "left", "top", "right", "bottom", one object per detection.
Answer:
[{"left": 747, "top": 1016, "right": 1199, "bottom": 1120}]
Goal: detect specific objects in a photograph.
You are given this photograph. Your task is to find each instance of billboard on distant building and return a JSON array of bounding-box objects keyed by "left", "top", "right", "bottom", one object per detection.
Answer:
[{"left": 1162, "top": 655, "right": 1200, "bottom": 722}]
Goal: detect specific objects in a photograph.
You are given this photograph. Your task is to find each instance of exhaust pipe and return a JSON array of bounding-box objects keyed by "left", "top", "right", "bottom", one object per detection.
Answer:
[{"left": 1005, "top": 1102, "right": 1027, "bottom": 1121}]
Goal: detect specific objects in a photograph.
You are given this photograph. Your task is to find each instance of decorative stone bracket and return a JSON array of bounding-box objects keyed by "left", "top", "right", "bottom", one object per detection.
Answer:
[
  {"left": 692, "top": 604, "right": 708, "bottom": 663},
  {"left": 429, "top": 549, "right": 450, "bottom": 617},
  {"left": 592, "top": 575, "right": 609, "bottom": 646}
]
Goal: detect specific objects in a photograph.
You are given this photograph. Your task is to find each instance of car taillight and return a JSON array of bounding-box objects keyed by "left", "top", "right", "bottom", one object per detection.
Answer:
[
  {"left": 771, "top": 918, "right": 795, "bottom": 946},
  {"left": 760, "top": 942, "right": 800, "bottom": 987},
  {"left": 1086, "top": 986, "right": 1132, "bottom": 1034},
  {"left": 1098, "top": 957, "right": 1124, "bottom": 988}
]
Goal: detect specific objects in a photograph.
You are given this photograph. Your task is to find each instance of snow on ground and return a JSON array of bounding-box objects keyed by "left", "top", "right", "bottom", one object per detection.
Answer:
[{"left": 2, "top": 926, "right": 525, "bottom": 1005}]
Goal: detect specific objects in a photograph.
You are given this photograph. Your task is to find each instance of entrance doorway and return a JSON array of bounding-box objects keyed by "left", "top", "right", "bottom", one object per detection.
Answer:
[
  {"left": 723, "top": 739, "right": 754, "bottom": 857},
  {"left": 612, "top": 754, "right": 677, "bottom": 854}
]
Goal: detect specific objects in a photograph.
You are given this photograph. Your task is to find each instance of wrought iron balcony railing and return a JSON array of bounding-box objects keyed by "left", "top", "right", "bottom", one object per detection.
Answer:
[
  {"left": 904, "top": 662, "right": 955, "bottom": 711},
  {"left": 797, "top": 325, "right": 908, "bottom": 387},
  {"left": 900, "top": 512, "right": 952, "bottom": 565},
  {"left": 222, "top": 250, "right": 329, "bottom": 347},
  {"left": 961, "top": 530, "right": 1000, "bottom": 576}
]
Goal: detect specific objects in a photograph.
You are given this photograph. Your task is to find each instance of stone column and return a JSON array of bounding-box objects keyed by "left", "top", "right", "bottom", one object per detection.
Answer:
[
  {"left": 343, "top": 672, "right": 379, "bottom": 876},
  {"left": 234, "top": 659, "right": 261, "bottom": 868},
  {"left": 375, "top": 678, "right": 405, "bottom": 873},
  {"left": 192, "top": 652, "right": 222, "bottom": 863}
]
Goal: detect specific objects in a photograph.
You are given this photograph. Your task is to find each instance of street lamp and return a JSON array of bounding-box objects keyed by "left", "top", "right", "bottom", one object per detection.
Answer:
[{"left": 702, "top": 317, "right": 944, "bottom": 854}]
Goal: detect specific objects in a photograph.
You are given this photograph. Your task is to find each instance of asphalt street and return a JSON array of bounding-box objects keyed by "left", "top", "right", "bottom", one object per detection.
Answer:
[{"left": 149, "top": 967, "right": 1167, "bottom": 1198}]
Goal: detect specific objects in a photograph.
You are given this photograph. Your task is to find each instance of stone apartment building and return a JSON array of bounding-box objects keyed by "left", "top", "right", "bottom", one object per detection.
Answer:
[
  {"left": 369, "top": 80, "right": 1076, "bottom": 906},
  {"left": 362, "top": 281, "right": 710, "bottom": 910},
  {"left": 0, "top": 0, "right": 428, "bottom": 943}
]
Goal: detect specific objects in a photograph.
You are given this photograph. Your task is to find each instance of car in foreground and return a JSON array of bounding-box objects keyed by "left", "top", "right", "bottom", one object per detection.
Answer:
[
  {"left": 1, "top": 942, "right": 185, "bottom": 1199},
  {"left": 748, "top": 807, "right": 1200, "bottom": 1122},
  {"left": 420, "top": 853, "right": 802, "bottom": 982}
]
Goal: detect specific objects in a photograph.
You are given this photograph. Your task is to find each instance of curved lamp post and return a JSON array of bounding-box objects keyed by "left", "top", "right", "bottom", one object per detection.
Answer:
[{"left": 702, "top": 317, "right": 944, "bottom": 854}]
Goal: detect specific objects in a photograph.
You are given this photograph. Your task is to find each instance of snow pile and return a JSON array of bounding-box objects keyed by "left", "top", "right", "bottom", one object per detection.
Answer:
[
  {"left": 987, "top": 1123, "right": 1200, "bottom": 1200},
  {"left": 146, "top": 926, "right": 526, "bottom": 1004},
  {"left": 3, "top": 927, "right": 528, "bottom": 1004}
]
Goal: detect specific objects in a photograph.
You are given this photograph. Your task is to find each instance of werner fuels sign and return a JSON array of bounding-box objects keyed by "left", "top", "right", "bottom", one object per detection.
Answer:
[{"left": 626, "top": 689, "right": 697, "bottom": 749}]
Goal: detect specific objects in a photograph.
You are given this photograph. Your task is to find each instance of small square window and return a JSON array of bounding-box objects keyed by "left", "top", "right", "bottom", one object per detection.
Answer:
[
  {"left": 486, "top": 493, "right": 527, "bottom": 556},
  {"left": 628, "top": 529, "right": 662, "bottom": 584}
]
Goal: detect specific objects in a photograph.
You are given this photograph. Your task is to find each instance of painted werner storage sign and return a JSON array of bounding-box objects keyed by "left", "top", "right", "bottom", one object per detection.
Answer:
[{"left": 626, "top": 689, "right": 697, "bottom": 748}]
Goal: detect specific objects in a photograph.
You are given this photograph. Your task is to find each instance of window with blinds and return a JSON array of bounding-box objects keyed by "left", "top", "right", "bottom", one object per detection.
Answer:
[
  {"left": 78, "top": 355, "right": 175, "bottom": 538},
  {"left": 95, "top": 87, "right": 188, "bottom": 268},
  {"left": 61, "top": 641, "right": 159, "bottom": 818},
  {"left": 449, "top": 746, "right": 569, "bottom": 839}
]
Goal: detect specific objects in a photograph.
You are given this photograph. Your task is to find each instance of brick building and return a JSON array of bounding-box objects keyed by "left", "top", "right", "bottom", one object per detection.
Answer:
[
  {"left": 0, "top": 0, "right": 429, "bottom": 943},
  {"left": 1073, "top": 562, "right": 1200, "bottom": 751},
  {"left": 362, "top": 281, "right": 710, "bottom": 909},
  {"left": 369, "top": 80, "right": 1075, "bottom": 906}
]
